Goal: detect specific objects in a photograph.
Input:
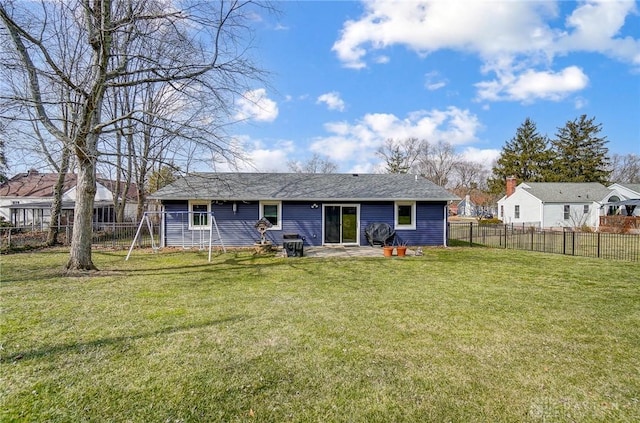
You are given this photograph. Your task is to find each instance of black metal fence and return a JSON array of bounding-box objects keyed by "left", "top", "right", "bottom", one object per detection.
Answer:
[
  {"left": 0, "top": 223, "right": 160, "bottom": 252},
  {"left": 448, "top": 222, "right": 640, "bottom": 262}
]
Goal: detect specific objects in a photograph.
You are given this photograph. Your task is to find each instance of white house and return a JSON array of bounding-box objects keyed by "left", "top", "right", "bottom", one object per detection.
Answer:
[
  {"left": 607, "top": 183, "right": 640, "bottom": 215},
  {"left": 497, "top": 179, "right": 622, "bottom": 230},
  {"left": 0, "top": 170, "right": 138, "bottom": 228}
]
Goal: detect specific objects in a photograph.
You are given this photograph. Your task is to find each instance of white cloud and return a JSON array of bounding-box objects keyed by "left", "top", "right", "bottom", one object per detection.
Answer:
[
  {"left": 234, "top": 89, "right": 279, "bottom": 122},
  {"left": 574, "top": 96, "right": 588, "bottom": 109},
  {"left": 475, "top": 66, "right": 589, "bottom": 102},
  {"left": 459, "top": 147, "right": 501, "bottom": 169},
  {"left": 310, "top": 107, "right": 482, "bottom": 168},
  {"left": 332, "top": 0, "right": 558, "bottom": 69},
  {"left": 557, "top": 0, "right": 640, "bottom": 64},
  {"left": 215, "top": 136, "right": 295, "bottom": 172},
  {"left": 332, "top": 0, "right": 639, "bottom": 102},
  {"left": 424, "top": 71, "right": 447, "bottom": 91},
  {"left": 317, "top": 92, "right": 346, "bottom": 112}
]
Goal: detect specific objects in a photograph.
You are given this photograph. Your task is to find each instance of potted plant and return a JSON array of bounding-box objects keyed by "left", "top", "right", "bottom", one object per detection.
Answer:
[
  {"left": 396, "top": 240, "right": 408, "bottom": 257},
  {"left": 382, "top": 242, "right": 394, "bottom": 257}
]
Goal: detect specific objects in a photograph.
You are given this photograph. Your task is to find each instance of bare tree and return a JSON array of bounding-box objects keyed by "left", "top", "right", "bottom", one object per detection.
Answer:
[
  {"left": 0, "top": 126, "right": 7, "bottom": 183},
  {"left": 416, "top": 140, "right": 460, "bottom": 188},
  {"left": 452, "top": 160, "right": 488, "bottom": 192},
  {"left": 609, "top": 153, "right": 640, "bottom": 184},
  {"left": 1, "top": 0, "right": 270, "bottom": 270},
  {"left": 376, "top": 138, "right": 428, "bottom": 174},
  {"left": 288, "top": 153, "right": 338, "bottom": 173}
]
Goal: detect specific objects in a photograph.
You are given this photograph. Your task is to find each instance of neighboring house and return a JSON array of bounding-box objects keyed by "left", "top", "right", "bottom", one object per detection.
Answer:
[
  {"left": 457, "top": 195, "right": 476, "bottom": 217},
  {"left": 497, "top": 179, "right": 622, "bottom": 230},
  {"left": 0, "top": 169, "right": 138, "bottom": 228},
  {"left": 607, "top": 183, "right": 640, "bottom": 215},
  {"left": 149, "top": 172, "right": 459, "bottom": 248}
]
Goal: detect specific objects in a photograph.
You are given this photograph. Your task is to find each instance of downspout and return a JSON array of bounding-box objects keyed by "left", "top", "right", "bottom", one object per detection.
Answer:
[
  {"left": 160, "top": 203, "right": 166, "bottom": 248},
  {"left": 443, "top": 203, "right": 448, "bottom": 246}
]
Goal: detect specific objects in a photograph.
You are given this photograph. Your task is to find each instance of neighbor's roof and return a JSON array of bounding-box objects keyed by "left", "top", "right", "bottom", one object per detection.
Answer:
[
  {"left": 602, "top": 198, "right": 640, "bottom": 207},
  {"left": 617, "top": 183, "right": 640, "bottom": 195},
  {"left": 0, "top": 170, "right": 138, "bottom": 200},
  {"left": 149, "top": 172, "right": 459, "bottom": 202},
  {"left": 520, "top": 182, "right": 613, "bottom": 203}
]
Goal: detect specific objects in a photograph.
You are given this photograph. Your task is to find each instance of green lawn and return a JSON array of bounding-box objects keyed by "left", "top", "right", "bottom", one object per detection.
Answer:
[{"left": 1, "top": 248, "right": 639, "bottom": 422}]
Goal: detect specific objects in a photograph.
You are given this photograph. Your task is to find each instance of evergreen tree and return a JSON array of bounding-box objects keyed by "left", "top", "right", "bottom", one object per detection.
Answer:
[
  {"left": 488, "top": 118, "right": 552, "bottom": 194},
  {"left": 147, "top": 165, "right": 179, "bottom": 194},
  {"left": 550, "top": 115, "right": 610, "bottom": 183}
]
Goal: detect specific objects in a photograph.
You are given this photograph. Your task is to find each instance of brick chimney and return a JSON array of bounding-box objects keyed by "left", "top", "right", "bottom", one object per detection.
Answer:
[{"left": 506, "top": 176, "right": 517, "bottom": 197}]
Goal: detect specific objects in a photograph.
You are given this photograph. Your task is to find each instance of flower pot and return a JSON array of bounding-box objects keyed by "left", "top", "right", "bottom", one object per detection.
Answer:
[
  {"left": 396, "top": 246, "right": 407, "bottom": 257},
  {"left": 383, "top": 246, "right": 394, "bottom": 257}
]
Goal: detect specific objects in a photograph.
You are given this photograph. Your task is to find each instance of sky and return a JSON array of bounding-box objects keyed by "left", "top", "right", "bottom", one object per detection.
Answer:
[{"left": 223, "top": 0, "right": 640, "bottom": 174}]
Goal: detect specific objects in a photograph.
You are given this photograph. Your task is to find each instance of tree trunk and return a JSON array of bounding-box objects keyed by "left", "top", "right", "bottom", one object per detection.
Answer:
[
  {"left": 66, "top": 156, "right": 97, "bottom": 271},
  {"left": 47, "top": 149, "right": 71, "bottom": 246}
]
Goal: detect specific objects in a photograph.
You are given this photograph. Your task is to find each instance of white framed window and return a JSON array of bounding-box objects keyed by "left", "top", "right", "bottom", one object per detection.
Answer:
[
  {"left": 514, "top": 205, "right": 520, "bottom": 219},
  {"left": 583, "top": 205, "right": 590, "bottom": 214},
  {"left": 188, "top": 200, "right": 211, "bottom": 230},
  {"left": 395, "top": 201, "right": 416, "bottom": 230},
  {"left": 564, "top": 205, "right": 570, "bottom": 220},
  {"left": 259, "top": 201, "right": 282, "bottom": 230}
]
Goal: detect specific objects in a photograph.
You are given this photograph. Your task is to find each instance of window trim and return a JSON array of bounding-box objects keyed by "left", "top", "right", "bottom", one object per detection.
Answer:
[
  {"left": 259, "top": 200, "right": 282, "bottom": 230},
  {"left": 514, "top": 205, "right": 520, "bottom": 219},
  {"left": 583, "top": 204, "right": 589, "bottom": 214},
  {"left": 394, "top": 201, "right": 416, "bottom": 230},
  {"left": 563, "top": 204, "right": 570, "bottom": 220},
  {"left": 188, "top": 200, "right": 211, "bottom": 230}
]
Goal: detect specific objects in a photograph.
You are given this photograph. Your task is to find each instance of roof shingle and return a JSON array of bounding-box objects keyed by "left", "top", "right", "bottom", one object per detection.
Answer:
[{"left": 150, "top": 173, "right": 458, "bottom": 202}]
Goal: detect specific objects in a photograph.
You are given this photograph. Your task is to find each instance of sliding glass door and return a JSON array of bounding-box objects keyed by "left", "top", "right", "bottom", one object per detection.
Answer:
[{"left": 323, "top": 205, "right": 359, "bottom": 244}]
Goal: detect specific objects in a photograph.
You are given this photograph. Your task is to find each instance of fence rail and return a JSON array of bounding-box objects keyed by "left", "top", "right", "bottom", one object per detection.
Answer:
[
  {"left": 448, "top": 222, "right": 640, "bottom": 262},
  {"left": 0, "top": 223, "right": 160, "bottom": 252}
]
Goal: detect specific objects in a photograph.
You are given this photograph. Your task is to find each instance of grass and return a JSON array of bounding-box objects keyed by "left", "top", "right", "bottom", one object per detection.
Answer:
[{"left": 1, "top": 247, "right": 639, "bottom": 422}]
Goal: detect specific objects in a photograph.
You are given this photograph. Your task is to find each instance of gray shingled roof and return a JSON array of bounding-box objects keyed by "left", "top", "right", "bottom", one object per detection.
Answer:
[
  {"left": 619, "top": 183, "right": 640, "bottom": 195},
  {"left": 150, "top": 173, "right": 459, "bottom": 202},
  {"left": 522, "top": 182, "right": 613, "bottom": 202}
]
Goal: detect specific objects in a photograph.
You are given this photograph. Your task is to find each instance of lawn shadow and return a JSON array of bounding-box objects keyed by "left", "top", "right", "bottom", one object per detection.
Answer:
[{"left": 6, "top": 315, "right": 245, "bottom": 363}]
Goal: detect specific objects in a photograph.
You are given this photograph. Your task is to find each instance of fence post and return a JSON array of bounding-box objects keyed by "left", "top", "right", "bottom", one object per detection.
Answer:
[
  {"left": 597, "top": 232, "right": 601, "bottom": 258},
  {"left": 530, "top": 229, "right": 534, "bottom": 251},
  {"left": 504, "top": 224, "right": 507, "bottom": 248},
  {"left": 572, "top": 231, "right": 576, "bottom": 256},
  {"left": 469, "top": 222, "right": 473, "bottom": 247}
]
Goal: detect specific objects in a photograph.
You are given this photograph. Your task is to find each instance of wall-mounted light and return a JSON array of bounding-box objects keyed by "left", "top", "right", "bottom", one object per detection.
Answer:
[
  {"left": 232, "top": 202, "right": 237, "bottom": 214},
  {"left": 311, "top": 203, "right": 319, "bottom": 209}
]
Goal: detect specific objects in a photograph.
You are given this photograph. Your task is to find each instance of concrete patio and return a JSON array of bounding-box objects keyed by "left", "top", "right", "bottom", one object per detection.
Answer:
[{"left": 303, "top": 245, "right": 416, "bottom": 258}]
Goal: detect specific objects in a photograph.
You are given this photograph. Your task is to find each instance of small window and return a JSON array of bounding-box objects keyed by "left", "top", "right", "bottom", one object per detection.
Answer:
[
  {"left": 260, "top": 201, "right": 281, "bottom": 230},
  {"left": 500, "top": 205, "right": 504, "bottom": 218},
  {"left": 583, "top": 205, "right": 589, "bottom": 214},
  {"left": 564, "top": 205, "right": 570, "bottom": 220},
  {"left": 395, "top": 201, "right": 416, "bottom": 230},
  {"left": 189, "top": 201, "right": 210, "bottom": 229},
  {"left": 514, "top": 205, "right": 520, "bottom": 219}
]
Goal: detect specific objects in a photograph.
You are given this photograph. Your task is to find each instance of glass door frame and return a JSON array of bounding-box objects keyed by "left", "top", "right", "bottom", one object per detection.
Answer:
[{"left": 322, "top": 203, "right": 361, "bottom": 245}]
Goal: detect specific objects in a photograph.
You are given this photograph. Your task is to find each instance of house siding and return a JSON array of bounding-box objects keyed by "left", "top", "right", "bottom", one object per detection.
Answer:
[
  {"left": 162, "top": 200, "right": 447, "bottom": 248},
  {"left": 542, "top": 202, "right": 600, "bottom": 228},
  {"left": 498, "top": 190, "right": 542, "bottom": 226}
]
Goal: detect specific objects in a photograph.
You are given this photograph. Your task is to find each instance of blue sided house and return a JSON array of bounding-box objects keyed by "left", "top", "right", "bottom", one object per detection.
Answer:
[{"left": 149, "top": 173, "right": 459, "bottom": 248}]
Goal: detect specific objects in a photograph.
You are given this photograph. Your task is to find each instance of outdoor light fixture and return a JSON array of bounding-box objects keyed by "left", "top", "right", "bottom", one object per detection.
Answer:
[
  {"left": 232, "top": 202, "right": 237, "bottom": 214},
  {"left": 311, "top": 203, "right": 319, "bottom": 209}
]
